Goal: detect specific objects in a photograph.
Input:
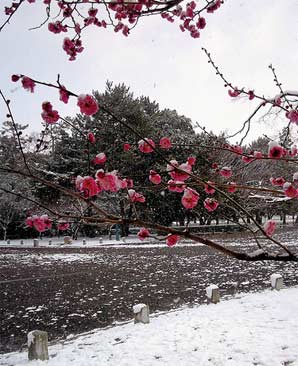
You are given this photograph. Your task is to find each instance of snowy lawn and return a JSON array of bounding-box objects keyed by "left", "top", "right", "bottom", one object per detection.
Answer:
[{"left": 1, "top": 287, "right": 298, "bottom": 366}]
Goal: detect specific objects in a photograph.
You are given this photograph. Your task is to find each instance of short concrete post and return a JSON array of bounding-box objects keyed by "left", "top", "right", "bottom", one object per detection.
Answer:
[
  {"left": 48, "top": 240, "right": 52, "bottom": 245},
  {"left": 63, "top": 236, "right": 72, "bottom": 245},
  {"left": 20, "top": 240, "right": 24, "bottom": 245},
  {"left": 206, "top": 284, "right": 220, "bottom": 304},
  {"left": 6, "top": 239, "right": 10, "bottom": 245},
  {"left": 133, "top": 304, "right": 150, "bottom": 324},
  {"left": 27, "top": 330, "right": 49, "bottom": 361},
  {"left": 83, "top": 239, "right": 86, "bottom": 245},
  {"left": 99, "top": 237, "right": 103, "bottom": 244},
  {"left": 33, "top": 239, "right": 39, "bottom": 248},
  {"left": 270, "top": 273, "right": 283, "bottom": 290}
]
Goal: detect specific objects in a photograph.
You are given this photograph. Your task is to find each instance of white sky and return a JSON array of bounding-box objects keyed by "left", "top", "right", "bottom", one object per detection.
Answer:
[{"left": 1, "top": 0, "right": 298, "bottom": 143}]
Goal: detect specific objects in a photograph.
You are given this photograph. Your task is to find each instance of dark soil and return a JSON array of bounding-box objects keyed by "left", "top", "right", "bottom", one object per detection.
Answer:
[{"left": 0, "top": 243, "right": 297, "bottom": 354}]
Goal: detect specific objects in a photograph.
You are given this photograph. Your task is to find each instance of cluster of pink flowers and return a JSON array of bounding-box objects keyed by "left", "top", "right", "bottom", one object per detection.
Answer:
[
  {"left": 41, "top": 101, "right": 60, "bottom": 124},
  {"left": 128, "top": 189, "right": 146, "bottom": 203},
  {"left": 57, "top": 222, "right": 70, "bottom": 231},
  {"left": 204, "top": 198, "right": 219, "bottom": 212},
  {"left": 167, "top": 159, "right": 192, "bottom": 181},
  {"left": 48, "top": 21, "right": 67, "bottom": 34},
  {"left": 75, "top": 170, "right": 134, "bottom": 198},
  {"left": 149, "top": 170, "right": 162, "bottom": 185},
  {"left": 166, "top": 234, "right": 180, "bottom": 247},
  {"left": 137, "top": 228, "right": 150, "bottom": 241},
  {"left": 63, "top": 37, "right": 84, "bottom": 61},
  {"left": 25, "top": 215, "right": 52, "bottom": 232},
  {"left": 11, "top": 75, "right": 36, "bottom": 93},
  {"left": 286, "top": 110, "right": 298, "bottom": 124},
  {"left": 181, "top": 187, "right": 200, "bottom": 209}
]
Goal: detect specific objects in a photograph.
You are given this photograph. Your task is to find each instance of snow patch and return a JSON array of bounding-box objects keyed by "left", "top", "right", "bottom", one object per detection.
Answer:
[
  {"left": 206, "top": 284, "right": 218, "bottom": 299},
  {"left": 270, "top": 273, "right": 282, "bottom": 287},
  {"left": 133, "top": 304, "right": 147, "bottom": 314}
]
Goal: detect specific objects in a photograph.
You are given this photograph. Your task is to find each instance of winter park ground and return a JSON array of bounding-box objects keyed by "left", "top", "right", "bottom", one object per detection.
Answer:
[{"left": 0, "top": 227, "right": 298, "bottom": 365}]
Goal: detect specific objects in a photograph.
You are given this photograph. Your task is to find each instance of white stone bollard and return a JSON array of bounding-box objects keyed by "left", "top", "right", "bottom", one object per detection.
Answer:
[
  {"left": 133, "top": 304, "right": 150, "bottom": 324},
  {"left": 83, "top": 239, "right": 86, "bottom": 245},
  {"left": 206, "top": 284, "right": 220, "bottom": 304},
  {"left": 6, "top": 239, "right": 10, "bottom": 245},
  {"left": 270, "top": 273, "right": 283, "bottom": 290},
  {"left": 99, "top": 237, "right": 103, "bottom": 244},
  {"left": 64, "top": 236, "right": 72, "bottom": 245},
  {"left": 33, "top": 239, "right": 39, "bottom": 248},
  {"left": 20, "top": 240, "right": 24, "bottom": 245},
  {"left": 27, "top": 330, "right": 49, "bottom": 361},
  {"left": 48, "top": 240, "right": 52, "bottom": 245}
]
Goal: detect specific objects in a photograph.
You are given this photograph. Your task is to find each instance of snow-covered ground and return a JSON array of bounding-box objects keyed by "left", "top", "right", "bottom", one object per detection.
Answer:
[{"left": 1, "top": 287, "right": 298, "bottom": 366}]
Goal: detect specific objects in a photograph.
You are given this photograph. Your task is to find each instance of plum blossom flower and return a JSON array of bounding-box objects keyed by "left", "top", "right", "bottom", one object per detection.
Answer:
[
  {"left": 286, "top": 110, "right": 298, "bottom": 124},
  {"left": 88, "top": 132, "right": 96, "bottom": 144},
  {"left": 79, "top": 176, "right": 99, "bottom": 197},
  {"left": 77, "top": 94, "right": 99, "bottom": 116},
  {"left": 149, "top": 170, "right": 162, "bottom": 185},
  {"left": 138, "top": 138, "right": 155, "bottom": 153},
  {"left": 41, "top": 101, "right": 60, "bottom": 124},
  {"left": 26, "top": 215, "right": 52, "bottom": 232},
  {"left": 181, "top": 188, "right": 199, "bottom": 209},
  {"left": 59, "top": 87, "right": 70, "bottom": 104},
  {"left": 283, "top": 182, "right": 298, "bottom": 198},
  {"left": 254, "top": 151, "right": 263, "bottom": 159},
  {"left": 159, "top": 137, "right": 172, "bottom": 149},
  {"left": 168, "top": 161, "right": 192, "bottom": 181},
  {"left": 264, "top": 220, "right": 276, "bottom": 236},
  {"left": 21, "top": 76, "right": 36, "bottom": 93},
  {"left": 204, "top": 198, "right": 219, "bottom": 212},
  {"left": 227, "top": 182, "right": 237, "bottom": 193},
  {"left": 205, "top": 181, "right": 215, "bottom": 194},
  {"left": 93, "top": 153, "right": 107, "bottom": 165},
  {"left": 128, "top": 189, "right": 145, "bottom": 203},
  {"left": 166, "top": 234, "right": 180, "bottom": 247},
  {"left": 123, "top": 143, "right": 131, "bottom": 151},
  {"left": 187, "top": 156, "right": 196, "bottom": 166},
  {"left": 167, "top": 180, "right": 186, "bottom": 193},
  {"left": 228, "top": 88, "right": 240, "bottom": 97},
  {"left": 242, "top": 155, "right": 254, "bottom": 163},
  {"left": 57, "top": 222, "right": 70, "bottom": 231},
  {"left": 219, "top": 167, "right": 232, "bottom": 178},
  {"left": 270, "top": 177, "right": 285, "bottom": 187},
  {"left": 268, "top": 141, "right": 283, "bottom": 159},
  {"left": 137, "top": 228, "right": 150, "bottom": 241}
]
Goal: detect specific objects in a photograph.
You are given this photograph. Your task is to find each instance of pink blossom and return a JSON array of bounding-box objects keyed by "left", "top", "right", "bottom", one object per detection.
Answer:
[
  {"left": 33, "top": 217, "right": 48, "bottom": 232},
  {"left": 219, "top": 167, "right": 232, "bottom": 178},
  {"left": 254, "top": 151, "right": 263, "bottom": 159},
  {"left": 242, "top": 155, "right": 254, "bottom": 163},
  {"left": 11, "top": 74, "right": 20, "bottom": 82},
  {"left": 211, "top": 162, "right": 218, "bottom": 170},
  {"left": 25, "top": 216, "right": 34, "bottom": 228},
  {"left": 248, "top": 90, "right": 255, "bottom": 100},
  {"left": 80, "top": 176, "right": 99, "bottom": 197},
  {"left": 41, "top": 101, "right": 60, "bottom": 124},
  {"left": 270, "top": 177, "right": 285, "bottom": 187},
  {"left": 229, "top": 145, "right": 243, "bottom": 154},
  {"left": 57, "top": 222, "right": 70, "bottom": 231},
  {"left": 204, "top": 198, "right": 219, "bottom": 212},
  {"left": 228, "top": 88, "right": 241, "bottom": 97},
  {"left": 59, "top": 87, "right": 69, "bottom": 104},
  {"left": 268, "top": 141, "right": 284, "bottom": 159},
  {"left": 167, "top": 180, "right": 186, "bottom": 193},
  {"left": 283, "top": 182, "right": 298, "bottom": 198},
  {"left": 123, "top": 143, "right": 131, "bottom": 151},
  {"left": 137, "top": 228, "right": 150, "bottom": 241},
  {"left": 206, "top": 0, "right": 221, "bottom": 13},
  {"left": 166, "top": 234, "right": 180, "bottom": 247},
  {"left": 138, "top": 138, "right": 155, "bottom": 153},
  {"left": 286, "top": 110, "right": 298, "bottom": 124},
  {"left": 159, "top": 137, "right": 172, "bottom": 149},
  {"left": 149, "top": 170, "right": 162, "bottom": 185},
  {"left": 88, "top": 132, "right": 96, "bottom": 144},
  {"left": 169, "top": 162, "right": 192, "bottom": 181},
  {"left": 128, "top": 189, "right": 145, "bottom": 203},
  {"left": 196, "top": 17, "right": 206, "bottom": 29},
  {"left": 77, "top": 94, "right": 99, "bottom": 116},
  {"left": 227, "top": 182, "right": 237, "bottom": 193},
  {"left": 181, "top": 188, "right": 199, "bottom": 209},
  {"left": 63, "top": 37, "right": 84, "bottom": 61},
  {"left": 205, "top": 181, "right": 215, "bottom": 195},
  {"left": 93, "top": 153, "right": 107, "bottom": 165},
  {"left": 263, "top": 220, "right": 276, "bottom": 236},
  {"left": 96, "top": 170, "right": 122, "bottom": 192},
  {"left": 187, "top": 156, "right": 196, "bottom": 166},
  {"left": 21, "top": 76, "right": 35, "bottom": 93}
]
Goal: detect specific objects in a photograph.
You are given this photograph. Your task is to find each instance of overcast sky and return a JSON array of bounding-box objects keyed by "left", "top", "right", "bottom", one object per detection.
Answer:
[{"left": 1, "top": 0, "right": 298, "bottom": 143}]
